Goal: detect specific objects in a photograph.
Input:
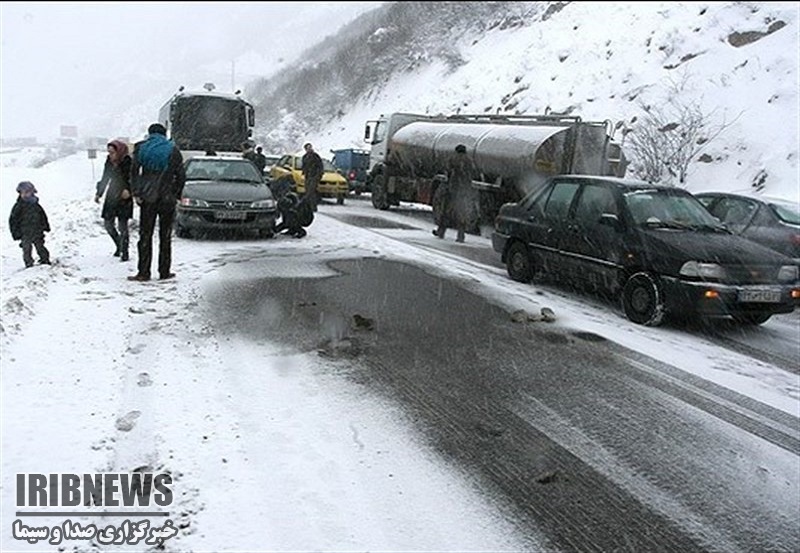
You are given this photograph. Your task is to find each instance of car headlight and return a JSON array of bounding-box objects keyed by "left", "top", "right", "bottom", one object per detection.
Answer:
[
  {"left": 250, "top": 199, "right": 276, "bottom": 209},
  {"left": 778, "top": 265, "right": 799, "bottom": 282},
  {"left": 180, "top": 197, "right": 209, "bottom": 207},
  {"left": 679, "top": 261, "right": 726, "bottom": 280}
]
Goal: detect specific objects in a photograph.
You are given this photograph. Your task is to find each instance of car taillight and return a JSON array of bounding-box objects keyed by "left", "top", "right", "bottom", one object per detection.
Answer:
[{"left": 349, "top": 170, "right": 356, "bottom": 180}]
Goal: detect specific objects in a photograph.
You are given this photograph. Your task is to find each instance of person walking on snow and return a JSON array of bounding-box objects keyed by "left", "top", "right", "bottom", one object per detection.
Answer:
[
  {"left": 95, "top": 139, "right": 133, "bottom": 261},
  {"left": 128, "top": 123, "right": 185, "bottom": 282},
  {"left": 9, "top": 181, "right": 51, "bottom": 268}
]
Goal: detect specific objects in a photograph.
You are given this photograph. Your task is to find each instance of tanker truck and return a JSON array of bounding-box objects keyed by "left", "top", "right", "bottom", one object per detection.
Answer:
[{"left": 363, "top": 112, "right": 627, "bottom": 223}]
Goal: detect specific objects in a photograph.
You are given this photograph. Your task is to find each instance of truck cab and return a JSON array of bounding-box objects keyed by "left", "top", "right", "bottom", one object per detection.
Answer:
[{"left": 364, "top": 113, "right": 428, "bottom": 174}]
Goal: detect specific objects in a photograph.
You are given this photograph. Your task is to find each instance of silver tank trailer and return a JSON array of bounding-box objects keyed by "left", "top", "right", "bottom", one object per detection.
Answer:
[{"left": 389, "top": 120, "right": 616, "bottom": 192}]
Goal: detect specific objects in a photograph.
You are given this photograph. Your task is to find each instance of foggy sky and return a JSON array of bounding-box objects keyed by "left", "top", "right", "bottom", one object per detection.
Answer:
[{"left": 0, "top": 2, "right": 381, "bottom": 141}]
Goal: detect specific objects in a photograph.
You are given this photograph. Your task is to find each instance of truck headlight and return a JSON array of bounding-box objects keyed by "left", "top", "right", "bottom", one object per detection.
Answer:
[
  {"left": 679, "top": 261, "right": 726, "bottom": 280},
  {"left": 777, "top": 265, "right": 799, "bottom": 282}
]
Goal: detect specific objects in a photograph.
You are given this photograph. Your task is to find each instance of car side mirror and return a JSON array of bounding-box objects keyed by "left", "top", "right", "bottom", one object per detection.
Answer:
[{"left": 599, "top": 213, "right": 623, "bottom": 231}]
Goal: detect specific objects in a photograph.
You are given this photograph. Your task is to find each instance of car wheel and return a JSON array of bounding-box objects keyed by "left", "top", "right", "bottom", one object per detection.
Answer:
[
  {"left": 506, "top": 241, "right": 534, "bottom": 283},
  {"left": 371, "top": 173, "right": 390, "bottom": 210},
  {"left": 176, "top": 226, "right": 190, "bottom": 239},
  {"left": 259, "top": 228, "right": 274, "bottom": 239},
  {"left": 337, "top": 195, "right": 345, "bottom": 205},
  {"left": 622, "top": 272, "right": 665, "bottom": 326},
  {"left": 731, "top": 312, "right": 772, "bottom": 325}
]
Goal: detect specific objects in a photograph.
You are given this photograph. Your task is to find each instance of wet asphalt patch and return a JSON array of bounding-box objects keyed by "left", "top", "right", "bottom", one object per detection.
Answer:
[{"left": 328, "top": 214, "right": 419, "bottom": 230}]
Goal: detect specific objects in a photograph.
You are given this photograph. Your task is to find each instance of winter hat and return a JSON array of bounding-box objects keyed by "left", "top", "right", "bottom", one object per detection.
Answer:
[
  {"left": 16, "top": 181, "right": 37, "bottom": 194},
  {"left": 107, "top": 139, "right": 129, "bottom": 158},
  {"left": 148, "top": 123, "right": 167, "bottom": 136}
]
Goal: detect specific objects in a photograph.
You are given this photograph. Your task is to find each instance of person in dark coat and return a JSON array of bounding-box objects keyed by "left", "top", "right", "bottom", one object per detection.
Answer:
[
  {"left": 253, "top": 146, "right": 268, "bottom": 174},
  {"left": 242, "top": 141, "right": 259, "bottom": 167},
  {"left": 9, "top": 181, "right": 51, "bottom": 268},
  {"left": 128, "top": 123, "right": 185, "bottom": 281},
  {"left": 433, "top": 144, "right": 478, "bottom": 242},
  {"left": 301, "top": 142, "right": 323, "bottom": 212},
  {"left": 95, "top": 139, "right": 133, "bottom": 261},
  {"left": 270, "top": 175, "right": 314, "bottom": 238}
]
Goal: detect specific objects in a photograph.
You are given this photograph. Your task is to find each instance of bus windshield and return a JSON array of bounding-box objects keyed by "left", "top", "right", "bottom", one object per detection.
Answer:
[{"left": 169, "top": 94, "right": 252, "bottom": 153}]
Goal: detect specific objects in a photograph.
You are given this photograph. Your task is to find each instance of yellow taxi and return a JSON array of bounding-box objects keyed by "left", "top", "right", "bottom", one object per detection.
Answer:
[{"left": 269, "top": 152, "right": 348, "bottom": 205}]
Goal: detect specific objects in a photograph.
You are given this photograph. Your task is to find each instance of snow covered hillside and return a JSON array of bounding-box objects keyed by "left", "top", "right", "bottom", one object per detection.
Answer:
[{"left": 254, "top": 1, "right": 799, "bottom": 202}]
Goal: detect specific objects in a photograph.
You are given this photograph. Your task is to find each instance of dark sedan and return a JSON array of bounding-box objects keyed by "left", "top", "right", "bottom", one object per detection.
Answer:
[
  {"left": 492, "top": 176, "right": 800, "bottom": 326},
  {"left": 694, "top": 191, "right": 800, "bottom": 263},
  {"left": 176, "top": 156, "right": 278, "bottom": 238}
]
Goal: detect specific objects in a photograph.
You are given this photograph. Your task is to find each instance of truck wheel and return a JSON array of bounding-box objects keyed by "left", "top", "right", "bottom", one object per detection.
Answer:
[
  {"left": 506, "top": 242, "right": 534, "bottom": 283},
  {"left": 622, "top": 272, "right": 665, "bottom": 326},
  {"left": 371, "top": 174, "right": 390, "bottom": 210}
]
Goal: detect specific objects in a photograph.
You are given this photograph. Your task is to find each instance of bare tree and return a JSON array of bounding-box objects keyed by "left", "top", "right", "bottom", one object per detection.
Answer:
[{"left": 623, "top": 75, "right": 739, "bottom": 185}]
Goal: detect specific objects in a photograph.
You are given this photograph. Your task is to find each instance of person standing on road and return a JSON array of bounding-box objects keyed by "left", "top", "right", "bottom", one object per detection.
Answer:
[
  {"left": 253, "top": 146, "right": 268, "bottom": 175},
  {"left": 434, "top": 144, "right": 478, "bottom": 243},
  {"left": 95, "top": 139, "right": 133, "bottom": 261},
  {"left": 242, "top": 141, "right": 258, "bottom": 167},
  {"left": 301, "top": 142, "right": 323, "bottom": 212},
  {"left": 128, "top": 123, "right": 185, "bottom": 282}
]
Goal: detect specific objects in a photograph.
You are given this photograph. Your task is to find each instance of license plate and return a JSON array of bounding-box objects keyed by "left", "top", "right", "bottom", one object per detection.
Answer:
[
  {"left": 738, "top": 289, "right": 781, "bottom": 303},
  {"left": 215, "top": 210, "right": 246, "bottom": 220}
]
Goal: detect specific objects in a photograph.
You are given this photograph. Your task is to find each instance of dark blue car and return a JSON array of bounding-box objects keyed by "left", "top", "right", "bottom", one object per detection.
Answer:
[{"left": 331, "top": 148, "right": 370, "bottom": 194}]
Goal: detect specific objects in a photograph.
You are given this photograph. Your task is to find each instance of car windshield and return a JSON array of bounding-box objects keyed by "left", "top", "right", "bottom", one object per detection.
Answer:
[
  {"left": 625, "top": 189, "right": 723, "bottom": 229},
  {"left": 768, "top": 200, "right": 800, "bottom": 224},
  {"left": 185, "top": 159, "right": 262, "bottom": 183}
]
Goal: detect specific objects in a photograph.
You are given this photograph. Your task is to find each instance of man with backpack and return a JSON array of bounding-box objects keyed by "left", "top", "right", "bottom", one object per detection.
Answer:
[{"left": 128, "top": 123, "right": 185, "bottom": 281}]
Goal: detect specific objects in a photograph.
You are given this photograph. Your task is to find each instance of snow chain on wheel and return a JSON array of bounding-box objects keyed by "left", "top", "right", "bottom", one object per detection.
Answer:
[
  {"left": 506, "top": 241, "right": 534, "bottom": 283},
  {"left": 622, "top": 272, "right": 665, "bottom": 326}
]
